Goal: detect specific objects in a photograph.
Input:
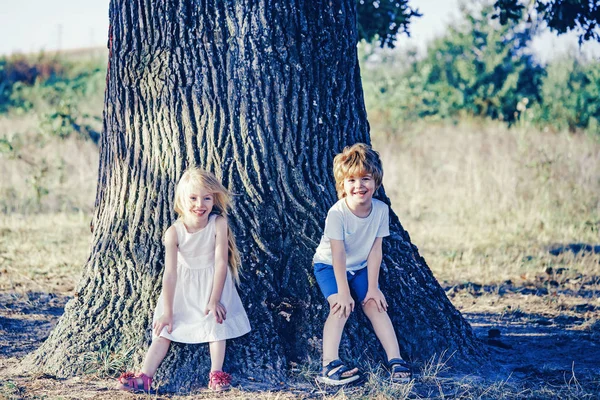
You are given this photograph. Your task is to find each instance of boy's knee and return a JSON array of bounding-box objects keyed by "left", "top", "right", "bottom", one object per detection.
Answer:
[
  {"left": 362, "top": 298, "right": 380, "bottom": 315},
  {"left": 328, "top": 309, "right": 349, "bottom": 320},
  {"left": 327, "top": 308, "right": 350, "bottom": 322}
]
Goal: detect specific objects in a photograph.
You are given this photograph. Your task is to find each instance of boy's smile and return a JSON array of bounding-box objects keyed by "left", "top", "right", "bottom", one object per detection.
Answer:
[{"left": 343, "top": 174, "right": 375, "bottom": 214}]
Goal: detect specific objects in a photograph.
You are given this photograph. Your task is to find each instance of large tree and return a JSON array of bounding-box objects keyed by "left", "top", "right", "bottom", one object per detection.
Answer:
[{"left": 24, "top": 0, "right": 483, "bottom": 392}]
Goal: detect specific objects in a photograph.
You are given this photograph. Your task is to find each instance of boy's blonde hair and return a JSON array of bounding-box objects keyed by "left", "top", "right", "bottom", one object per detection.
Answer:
[
  {"left": 174, "top": 168, "right": 241, "bottom": 284},
  {"left": 333, "top": 143, "right": 383, "bottom": 199}
]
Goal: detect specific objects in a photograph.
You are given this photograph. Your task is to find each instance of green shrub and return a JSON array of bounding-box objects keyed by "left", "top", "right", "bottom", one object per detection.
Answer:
[
  {"left": 411, "top": 3, "right": 544, "bottom": 123},
  {"left": 530, "top": 56, "right": 600, "bottom": 133}
]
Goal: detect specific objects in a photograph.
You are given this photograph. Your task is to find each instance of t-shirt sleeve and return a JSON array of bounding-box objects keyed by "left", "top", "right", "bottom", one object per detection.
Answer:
[
  {"left": 324, "top": 209, "right": 344, "bottom": 241},
  {"left": 376, "top": 204, "right": 390, "bottom": 237}
]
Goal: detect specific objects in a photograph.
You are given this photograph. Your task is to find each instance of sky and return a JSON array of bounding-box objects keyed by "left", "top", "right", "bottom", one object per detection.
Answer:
[{"left": 1, "top": 0, "right": 598, "bottom": 63}]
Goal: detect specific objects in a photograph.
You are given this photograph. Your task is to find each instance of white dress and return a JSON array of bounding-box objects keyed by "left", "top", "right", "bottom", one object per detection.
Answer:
[{"left": 153, "top": 214, "right": 251, "bottom": 343}]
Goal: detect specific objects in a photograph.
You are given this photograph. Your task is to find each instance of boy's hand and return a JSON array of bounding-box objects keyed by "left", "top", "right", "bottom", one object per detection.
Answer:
[
  {"left": 362, "top": 289, "right": 388, "bottom": 312},
  {"left": 205, "top": 301, "right": 227, "bottom": 324},
  {"left": 153, "top": 313, "right": 173, "bottom": 336},
  {"left": 332, "top": 292, "right": 355, "bottom": 318}
]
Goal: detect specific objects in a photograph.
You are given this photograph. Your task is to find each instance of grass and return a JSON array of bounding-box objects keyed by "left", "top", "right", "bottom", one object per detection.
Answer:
[
  {"left": 372, "top": 119, "right": 600, "bottom": 285},
  {"left": 1, "top": 50, "right": 599, "bottom": 398},
  {"left": 0, "top": 119, "right": 599, "bottom": 398},
  {"left": 0, "top": 212, "right": 91, "bottom": 294},
  {"left": 81, "top": 345, "right": 137, "bottom": 379},
  {"left": 0, "top": 114, "right": 99, "bottom": 214}
]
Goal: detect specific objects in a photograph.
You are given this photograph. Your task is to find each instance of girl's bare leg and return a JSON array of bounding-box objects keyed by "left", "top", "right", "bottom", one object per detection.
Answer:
[
  {"left": 141, "top": 337, "right": 171, "bottom": 377},
  {"left": 209, "top": 340, "right": 226, "bottom": 371}
]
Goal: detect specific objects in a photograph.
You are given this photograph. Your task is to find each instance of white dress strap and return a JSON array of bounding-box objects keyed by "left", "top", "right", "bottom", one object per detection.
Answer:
[{"left": 173, "top": 220, "right": 186, "bottom": 243}]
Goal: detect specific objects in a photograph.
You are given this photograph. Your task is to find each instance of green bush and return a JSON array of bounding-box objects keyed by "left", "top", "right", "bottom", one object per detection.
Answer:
[
  {"left": 361, "top": 2, "right": 599, "bottom": 135},
  {"left": 0, "top": 52, "right": 105, "bottom": 115},
  {"left": 530, "top": 56, "right": 600, "bottom": 133},
  {"left": 410, "top": 3, "right": 544, "bottom": 123},
  {"left": 0, "top": 53, "right": 67, "bottom": 112}
]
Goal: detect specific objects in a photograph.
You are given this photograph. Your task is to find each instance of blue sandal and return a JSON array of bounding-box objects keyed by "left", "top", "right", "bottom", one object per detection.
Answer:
[
  {"left": 388, "top": 358, "right": 412, "bottom": 383},
  {"left": 315, "top": 359, "right": 361, "bottom": 386}
]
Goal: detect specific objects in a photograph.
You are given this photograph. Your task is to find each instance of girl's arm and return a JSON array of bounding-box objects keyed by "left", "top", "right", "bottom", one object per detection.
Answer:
[
  {"left": 362, "top": 237, "right": 388, "bottom": 312},
  {"left": 153, "top": 225, "right": 178, "bottom": 336},
  {"left": 206, "top": 215, "right": 228, "bottom": 324},
  {"left": 330, "top": 239, "right": 354, "bottom": 318}
]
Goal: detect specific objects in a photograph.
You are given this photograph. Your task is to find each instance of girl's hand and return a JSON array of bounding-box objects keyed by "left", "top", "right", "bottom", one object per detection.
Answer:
[
  {"left": 362, "top": 289, "right": 388, "bottom": 312},
  {"left": 205, "top": 301, "right": 227, "bottom": 324},
  {"left": 153, "top": 314, "right": 173, "bottom": 337},
  {"left": 331, "top": 292, "right": 354, "bottom": 318}
]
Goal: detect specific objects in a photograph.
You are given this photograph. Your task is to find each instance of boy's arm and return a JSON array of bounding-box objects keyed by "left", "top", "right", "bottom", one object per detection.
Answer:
[
  {"left": 206, "top": 215, "right": 228, "bottom": 324},
  {"left": 330, "top": 239, "right": 354, "bottom": 318},
  {"left": 362, "top": 237, "right": 388, "bottom": 312},
  {"left": 153, "top": 225, "right": 178, "bottom": 336}
]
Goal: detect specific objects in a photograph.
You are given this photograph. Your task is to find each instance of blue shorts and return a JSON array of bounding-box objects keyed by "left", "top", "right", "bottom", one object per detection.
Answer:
[{"left": 314, "top": 263, "right": 369, "bottom": 303}]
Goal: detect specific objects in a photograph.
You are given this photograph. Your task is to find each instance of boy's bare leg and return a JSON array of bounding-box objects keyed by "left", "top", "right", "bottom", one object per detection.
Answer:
[
  {"left": 362, "top": 299, "right": 401, "bottom": 361},
  {"left": 322, "top": 294, "right": 359, "bottom": 376},
  {"left": 141, "top": 336, "right": 171, "bottom": 377},
  {"left": 209, "top": 340, "right": 226, "bottom": 371}
]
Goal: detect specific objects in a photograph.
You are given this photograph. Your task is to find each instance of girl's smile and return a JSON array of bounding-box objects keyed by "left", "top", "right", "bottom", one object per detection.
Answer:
[{"left": 185, "top": 189, "right": 214, "bottom": 230}]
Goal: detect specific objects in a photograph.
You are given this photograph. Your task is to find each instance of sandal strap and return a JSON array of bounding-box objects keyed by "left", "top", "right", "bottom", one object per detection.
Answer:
[
  {"left": 209, "top": 371, "right": 232, "bottom": 385},
  {"left": 118, "top": 371, "right": 138, "bottom": 389},
  {"left": 136, "top": 373, "right": 152, "bottom": 391},
  {"left": 388, "top": 358, "right": 411, "bottom": 372},
  {"left": 322, "top": 360, "right": 357, "bottom": 381},
  {"left": 323, "top": 359, "right": 343, "bottom": 374}
]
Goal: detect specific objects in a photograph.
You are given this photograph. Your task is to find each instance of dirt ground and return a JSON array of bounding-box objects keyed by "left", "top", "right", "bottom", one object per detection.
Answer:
[{"left": 1, "top": 271, "right": 599, "bottom": 399}]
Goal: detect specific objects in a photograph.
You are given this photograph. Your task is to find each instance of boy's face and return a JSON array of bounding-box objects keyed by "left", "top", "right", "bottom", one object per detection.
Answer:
[{"left": 342, "top": 173, "right": 376, "bottom": 208}]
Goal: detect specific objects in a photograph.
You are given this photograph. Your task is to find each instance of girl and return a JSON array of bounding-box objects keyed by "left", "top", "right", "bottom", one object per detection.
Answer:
[{"left": 116, "top": 168, "right": 251, "bottom": 392}]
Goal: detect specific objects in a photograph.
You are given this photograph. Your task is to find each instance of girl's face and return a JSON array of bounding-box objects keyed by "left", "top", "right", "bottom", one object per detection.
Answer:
[
  {"left": 185, "top": 186, "right": 214, "bottom": 223},
  {"left": 343, "top": 173, "right": 375, "bottom": 208}
]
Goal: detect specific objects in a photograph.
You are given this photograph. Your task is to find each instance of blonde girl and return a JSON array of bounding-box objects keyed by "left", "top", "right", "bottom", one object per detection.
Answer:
[{"left": 117, "top": 168, "right": 251, "bottom": 392}]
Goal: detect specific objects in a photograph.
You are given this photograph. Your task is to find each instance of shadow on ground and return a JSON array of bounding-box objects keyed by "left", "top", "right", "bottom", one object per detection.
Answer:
[
  {"left": 1, "top": 284, "right": 600, "bottom": 398},
  {"left": 0, "top": 292, "right": 69, "bottom": 358}
]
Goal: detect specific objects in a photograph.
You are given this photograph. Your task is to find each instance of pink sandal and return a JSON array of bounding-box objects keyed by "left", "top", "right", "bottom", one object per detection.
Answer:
[
  {"left": 208, "top": 370, "right": 232, "bottom": 391},
  {"left": 116, "top": 371, "right": 153, "bottom": 392}
]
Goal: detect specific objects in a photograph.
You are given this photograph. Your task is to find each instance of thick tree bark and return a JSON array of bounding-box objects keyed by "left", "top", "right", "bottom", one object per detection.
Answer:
[{"left": 25, "top": 0, "right": 484, "bottom": 392}]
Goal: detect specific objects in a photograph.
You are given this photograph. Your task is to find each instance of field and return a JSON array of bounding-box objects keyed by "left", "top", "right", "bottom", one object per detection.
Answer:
[
  {"left": 1, "top": 50, "right": 600, "bottom": 398},
  {"left": 1, "top": 114, "right": 599, "bottom": 398}
]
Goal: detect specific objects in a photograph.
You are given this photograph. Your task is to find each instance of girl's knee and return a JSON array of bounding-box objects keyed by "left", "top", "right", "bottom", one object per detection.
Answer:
[{"left": 153, "top": 336, "right": 171, "bottom": 346}]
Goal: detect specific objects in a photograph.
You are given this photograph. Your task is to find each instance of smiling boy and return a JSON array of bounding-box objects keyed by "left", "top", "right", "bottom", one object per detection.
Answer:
[{"left": 313, "top": 143, "right": 411, "bottom": 385}]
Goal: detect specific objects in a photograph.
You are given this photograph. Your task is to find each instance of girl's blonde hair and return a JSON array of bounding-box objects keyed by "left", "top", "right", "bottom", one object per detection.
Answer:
[
  {"left": 174, "top": 168, "right": 241, "bottom": 284},
  {"left": 333, "top": 143, "right": 384, "bottom": 199}
]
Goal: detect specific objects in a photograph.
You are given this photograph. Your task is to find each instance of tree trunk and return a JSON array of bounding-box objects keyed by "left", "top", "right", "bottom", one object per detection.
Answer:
[{"left": 25, "top": 0, "right": 484, "bottom": 392}]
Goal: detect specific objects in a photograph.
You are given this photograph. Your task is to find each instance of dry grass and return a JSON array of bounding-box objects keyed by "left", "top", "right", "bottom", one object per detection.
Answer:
[
  {"left": 1, "top": 115, "right": 600, "bottom": 398},
  {"left": 374, "top": 120, "right": 600, "bottom": 284},
  {"left": 0, "top": 212, "right": 91, "bottom": 294},
  {"left": 0, "top": 98, "right": 100, "bottom": 215}
]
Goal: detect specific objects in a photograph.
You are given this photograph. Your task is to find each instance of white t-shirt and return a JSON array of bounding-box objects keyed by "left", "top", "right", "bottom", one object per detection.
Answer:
[{"left": 313, "top": 198, "right": 390, "bottom": 271}]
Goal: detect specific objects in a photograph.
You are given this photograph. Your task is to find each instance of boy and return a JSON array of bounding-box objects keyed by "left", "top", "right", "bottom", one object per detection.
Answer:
[{"left": 313, "top": 143, "right": 411, "bottom": 385}]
